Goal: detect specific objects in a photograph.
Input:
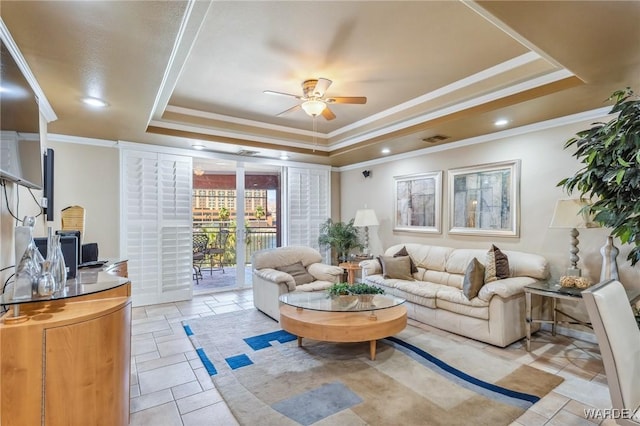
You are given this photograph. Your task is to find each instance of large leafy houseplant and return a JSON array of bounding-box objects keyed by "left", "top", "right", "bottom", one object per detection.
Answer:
[
  {"left": 318, "top": 218, "right": 363, "bottom": 264},
  {"left": 558, "top": 88, "right": 640, "bottom": 265}
]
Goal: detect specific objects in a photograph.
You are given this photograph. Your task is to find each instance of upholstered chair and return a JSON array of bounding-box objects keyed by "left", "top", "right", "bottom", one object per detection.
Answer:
[
  {"left": 252, "top": 246, "right": 344, "bottom": 321},
  {"left": 582, "top": 279, "right": 640, "bottom": 426}
]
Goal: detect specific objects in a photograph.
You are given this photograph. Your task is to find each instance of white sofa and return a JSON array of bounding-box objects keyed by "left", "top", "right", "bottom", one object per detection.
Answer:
[
  {"left": 252, "top": 246, "right": 344, "bottom": 321},
  {"left": 360, "top": 243, "right": 549, "bottom": 347}
]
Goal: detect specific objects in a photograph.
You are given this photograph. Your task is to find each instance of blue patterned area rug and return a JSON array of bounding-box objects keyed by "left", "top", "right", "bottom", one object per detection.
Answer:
[{"left": 183, "top": 310, "right": 563, "bottom": 426}]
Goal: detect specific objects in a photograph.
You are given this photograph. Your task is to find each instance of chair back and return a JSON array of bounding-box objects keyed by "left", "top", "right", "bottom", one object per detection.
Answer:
[
  {"left": 193, "top": 233, "right": 209, "bottom": 255},
  {"left": 582, "top": 280, "right": 640, "bottom": 420},
  {"left": 214, "top": 229, "right": 230, "bottom": 248}
]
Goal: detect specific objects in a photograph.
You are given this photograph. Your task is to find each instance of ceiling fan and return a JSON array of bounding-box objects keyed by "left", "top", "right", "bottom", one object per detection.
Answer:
[{"left": 264, "top": 78, "right": 366, "bottom": 121}]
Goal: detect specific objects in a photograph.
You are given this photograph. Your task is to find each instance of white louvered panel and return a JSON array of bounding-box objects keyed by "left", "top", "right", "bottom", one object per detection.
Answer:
[
  {"left": 121, "top": 150, "right": 193, "bottom": 306},
  {"left": 126, "top": 222, "right": 160, "bottom": 294},
  {"left": 286, "top": 167, "right": 329, "bottom": 252},
  {"left": 160, "top": 226, "right": 192, "bottom": 292},
  {"left": 124, "top": 155, "right": 159, "bottom": 220},
  {"left": 159, "top": 155, "right": 192, "bottom": 220}
]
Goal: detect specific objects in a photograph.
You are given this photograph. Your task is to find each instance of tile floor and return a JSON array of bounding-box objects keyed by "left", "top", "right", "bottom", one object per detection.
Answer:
[{"left": 129, "top": 289, "right": 619, "bottom": 426}]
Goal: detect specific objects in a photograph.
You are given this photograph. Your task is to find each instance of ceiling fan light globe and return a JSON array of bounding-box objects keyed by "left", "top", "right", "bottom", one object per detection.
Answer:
[{"left": 301, "top": 100, "right": 326, "bottom": 117}]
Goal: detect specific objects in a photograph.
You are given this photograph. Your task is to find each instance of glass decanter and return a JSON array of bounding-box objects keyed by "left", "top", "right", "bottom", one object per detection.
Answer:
[
  {"left": 12, "top": 226, "right": 44, "bottom": 300},
  {"left": 47, "top": 233, "right": 67, "bottom": 292},
  {"left": 38, "top": 260, "right": 55, "bottom": 297}
]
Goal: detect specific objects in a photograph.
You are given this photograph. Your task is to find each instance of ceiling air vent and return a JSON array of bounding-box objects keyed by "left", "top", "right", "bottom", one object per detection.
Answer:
[
  {"left": 237, "top": 149, "right": 260, "bottom": 156},
  {"left": 422, "top": 135, "right": 450, "bottom": 143}
]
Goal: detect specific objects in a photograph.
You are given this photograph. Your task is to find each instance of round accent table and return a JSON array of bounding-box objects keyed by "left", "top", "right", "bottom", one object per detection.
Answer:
[{"left": 279, "top": 292, "right": 407, "bottom": 360}]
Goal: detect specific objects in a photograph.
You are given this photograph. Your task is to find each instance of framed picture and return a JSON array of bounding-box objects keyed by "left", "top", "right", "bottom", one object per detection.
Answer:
[
  {"left": 448, "top": 160, "right": 520, "bottom": 237},
  {"left": 393, "top": 171, "right": 442, "bottom": 233}
]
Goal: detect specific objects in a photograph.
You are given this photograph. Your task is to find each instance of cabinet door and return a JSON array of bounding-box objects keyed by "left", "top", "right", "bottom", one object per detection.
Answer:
[{"left": 44, "top": 303, "right": 131, "bottom": 426}]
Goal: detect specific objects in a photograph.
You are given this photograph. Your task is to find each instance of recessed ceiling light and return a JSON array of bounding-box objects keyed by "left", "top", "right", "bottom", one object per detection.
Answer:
[
  {"left": 279, "top": 153, "right": 290, "bottom": 160},
  {"left": 192, "top": 144, "right": 205, "bottom": 150},
  {"left": 381, "top": 148, "right": 390, "bottom": 154},
  {"left": 494, "top": 119, "right": 509, "bottom": 126},
  {"left": 82, "top": 97, "right": 108, "bottom": 108}
]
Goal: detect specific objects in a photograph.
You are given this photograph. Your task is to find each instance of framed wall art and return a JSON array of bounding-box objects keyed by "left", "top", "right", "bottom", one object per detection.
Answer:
[
  {"left": 448, "top": 160, "right": 520, "bottom": 237},
  {"left": 393, "top": 171, "right": 442, "bottom": 233}
]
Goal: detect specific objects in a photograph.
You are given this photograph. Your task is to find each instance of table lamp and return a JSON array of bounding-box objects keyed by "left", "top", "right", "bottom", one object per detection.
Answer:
[
  {"left": 549, "top": 199, "right": 599, "bottom": 276},
  {"left": 353, "top": 209, "right": 379, "bottom": 255}
]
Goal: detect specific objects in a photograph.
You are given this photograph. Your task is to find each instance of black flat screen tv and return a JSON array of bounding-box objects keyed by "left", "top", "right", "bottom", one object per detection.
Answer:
[{"left": 0, "top": 39, "right": 43, "bottom": 189}]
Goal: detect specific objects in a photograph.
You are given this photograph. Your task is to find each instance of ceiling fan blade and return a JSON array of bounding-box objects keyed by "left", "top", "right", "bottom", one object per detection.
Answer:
[
  {"left": 264, "top": 90, "right": 302, "bottom": 99},
  {"left": 326, "top": 96, "right": 367, "bottom": 104},
  {"left": 322, "top": 106, "right": 336, "bottom": 121},
  {"left": 276, "top": 104, "right": 302, "bottom": 117},
  {"left": 313, "top": 78, "right": 332, "bottom": 97}
]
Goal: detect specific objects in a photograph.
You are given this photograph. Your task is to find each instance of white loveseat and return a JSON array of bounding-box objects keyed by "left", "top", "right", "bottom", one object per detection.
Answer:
[
  {"left": 360, "top": 243, "right": 549, "bottom": 347},
  {"left": 252, "top": 246, "right": 344, "bottom": 321}
]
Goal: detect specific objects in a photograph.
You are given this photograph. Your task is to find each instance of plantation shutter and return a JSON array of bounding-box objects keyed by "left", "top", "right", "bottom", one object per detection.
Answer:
[
  {"left": 286, "top": 167, "right": 330, "bottom": 259},
  {"left": 121, "top": 150, "right": 193, "bottom": 306}
]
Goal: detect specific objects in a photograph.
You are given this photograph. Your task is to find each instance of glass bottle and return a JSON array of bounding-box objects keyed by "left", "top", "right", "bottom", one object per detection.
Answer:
[
  {"left": 47, "top": 233, "right": 67, "bottom": 292},
  {"left": 12, "top": 227, "right": 44, "bottom": 300},
  {"left": 38, "top": 260, "right": 55, "bottom": 297}
]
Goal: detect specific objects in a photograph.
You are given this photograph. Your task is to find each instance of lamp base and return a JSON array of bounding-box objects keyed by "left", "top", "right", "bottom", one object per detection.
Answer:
[{"left": 565, "top": 267, "right": 581, "bottom": 277}]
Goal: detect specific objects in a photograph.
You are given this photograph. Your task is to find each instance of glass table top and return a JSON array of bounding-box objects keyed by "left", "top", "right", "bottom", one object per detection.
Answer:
[
  {"left": 279, "top": 292, "right": 405, "bottom": 313},
  {"left": 524, "top": 281, "right": 585, "bottom": 298}
]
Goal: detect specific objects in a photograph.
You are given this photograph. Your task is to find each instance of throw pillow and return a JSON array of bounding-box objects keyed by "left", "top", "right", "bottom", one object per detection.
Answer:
[
  {"left": 394, "top": 246, "right": 418, "bottom": 273},
  {"left": 484, "top": 244, "right": 510, "bottom": 283},
  {"left": 378, "top": 255, "right": 414, "bottom": 281},
  {"left": 275, "top": 261, "right": 315, "bottom": 285},
  {"left": 463, "top": 257, "right": 485, "bottom": 300}
]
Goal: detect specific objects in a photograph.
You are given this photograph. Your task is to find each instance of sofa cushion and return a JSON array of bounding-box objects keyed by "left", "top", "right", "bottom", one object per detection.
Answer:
[
  {"left": 252, "top": 246, "right": 322, "bottom": 270},
  {"left": 435, "top": 288, "right": 490, "bottom": 320},
  {"left": 485, "top": 245, "right": 510, "bottom": 283},
  {"left": 275, "top": 261, "right": 315, "bottom": 285},
  {"left": 385, "top": 244, "right": 454, "bottom": 272},
  {"left": 463, "top": 258, "right": 485, "bottom": 300},
  {"left": 394, "top": 246, "right": 418, "bottom": 273},
  {"left": 378, "top": 255, "right": 414, "bottom": 280}
]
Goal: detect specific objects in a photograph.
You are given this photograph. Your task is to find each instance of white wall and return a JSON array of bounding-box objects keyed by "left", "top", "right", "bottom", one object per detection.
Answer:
[
  {"left": 339, "top": 118, "right": 640, "bottom": 296},
  {"left": 38, "top": 140, "right": 121, "bottom": 260}
]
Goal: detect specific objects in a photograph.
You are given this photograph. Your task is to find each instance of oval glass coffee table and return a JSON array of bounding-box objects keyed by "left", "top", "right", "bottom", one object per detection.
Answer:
[{"left": 279, "top": 292, "right": 407, "bottom": 360}]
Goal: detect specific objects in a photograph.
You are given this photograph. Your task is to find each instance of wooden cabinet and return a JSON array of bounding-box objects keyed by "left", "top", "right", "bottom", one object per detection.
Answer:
[{"left": 0, "top": 281, "right": 131, "bottom": 425}]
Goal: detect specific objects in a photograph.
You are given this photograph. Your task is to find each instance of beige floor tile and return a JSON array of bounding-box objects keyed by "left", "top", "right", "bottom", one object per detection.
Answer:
[
  {"left": 157, "top": 336, "right": 197, "bottom": 357},
  {"left": 529, "top": 391, "right": 570, "bottom": 419},
  {"left": 563, "top": 400, "right": 600, "bottom": 424},
  {"left": 181, "top": 401, "right": 239, "bottom": 426},
  {"left": 171, "top": 381, "right": 203, "bottom": 400},
  {"left": 554, "top": 375, "right": 612, "bottom": 409},
  {"left": 548, "top": 408, "right": 598, "bottom": 426},
  {"left": 514, "top": 408, "right": 550, "bottom": 426},
  {"left": 176, "top": 389, "right": 224, "bottom": 415},
  {"left": 213, "top": 304, "right": 244, "bottom": 314},
  {"left": 131, "top": 338, "right": 158, "bottom": 356},
  {"left": 138, "top": 361, "right": 197, "bottom": 394},
  {"left": 130, "top": 388, "right": 174, "bottom": 413},
  {"left": 129, "top": 401, "right": 183, "bottom": 426},
  {"left": 137, "top": 353, "right": 186, "bottom": 373}
]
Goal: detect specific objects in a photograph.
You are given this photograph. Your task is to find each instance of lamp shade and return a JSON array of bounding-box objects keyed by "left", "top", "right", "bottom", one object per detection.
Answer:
[
  {"left": 301, "top": 100, "right": 326, "bottom": 117},
  {"left": 353, "top": 209, "right": 379, "bottom": 227},
  {"left": 549, "top": 199, "right": 599, "bottom": 229}
]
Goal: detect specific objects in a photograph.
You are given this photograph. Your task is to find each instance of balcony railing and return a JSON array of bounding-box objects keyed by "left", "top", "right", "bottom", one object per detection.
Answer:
[{"left": 194, "top": 223, "right": 278, "bottom": 265}]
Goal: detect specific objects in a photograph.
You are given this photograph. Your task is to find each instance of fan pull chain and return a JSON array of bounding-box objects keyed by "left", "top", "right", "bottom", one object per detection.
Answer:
[{"left": 312, "top": 115, "right": 318, "bottom": 152}]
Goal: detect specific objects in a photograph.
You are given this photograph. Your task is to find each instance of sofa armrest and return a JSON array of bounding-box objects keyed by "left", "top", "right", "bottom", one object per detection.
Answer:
[
  {"left": 359, "top": 259, "right": 381, "bottom": 276},
  {"left": 253, "top": 268, "right": 296, "bottom": 291},
  {"left": 307, "top": 263, "right": 344, "bottom": 283},
  {"left": 478, "top": 276, "right": 537, "bottom": 302}
]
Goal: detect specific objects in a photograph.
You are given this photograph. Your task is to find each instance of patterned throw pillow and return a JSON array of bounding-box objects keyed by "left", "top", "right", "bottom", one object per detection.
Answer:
[
  {"left": 394, "top": 246, "right": 418, "bottom": 273},
  {"left": 275, "top": 261, "right": 315, "bottom": 285},
  {"left": 484, "top": 245, "right": 510, "bottom": 283},
  {"left": 463, "top": 257, "right": 485, "bottom": 300},
  {"left": 377, "top": 255, "right": 415, "bottom": 281}
]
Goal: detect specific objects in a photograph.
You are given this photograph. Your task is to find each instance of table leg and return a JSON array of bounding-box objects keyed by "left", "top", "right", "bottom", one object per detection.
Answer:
[
  {"left": 369, "top": 340, "right": 376, "bottom": 360},
  {"left": 525, "top": 291, "right": 531, "bottom": 352},
  {"left": 348, "top": 270, "right": 355, "bottom": 284},
  {"left": 552, "top": 298, "right": 557, "bottom": 336},
  {"left": 297, "top": 336, "right": 303, "bottom": 347}
]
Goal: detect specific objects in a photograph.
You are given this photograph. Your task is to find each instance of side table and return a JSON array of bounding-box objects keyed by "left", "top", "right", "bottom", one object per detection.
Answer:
[
  {"left": 524, "top": 280, "right": 640, "bottom": 351},
  {"left": 339, "top": 262, "right": 361, "bottom": 284},
  {"left": 524, "top": 281, "right": 588, "bottom": 352}
]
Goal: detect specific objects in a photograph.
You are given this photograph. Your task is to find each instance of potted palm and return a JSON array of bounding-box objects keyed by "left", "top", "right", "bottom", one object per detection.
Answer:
[
  {"left": 559, "top": 88, "right": 640, "bottom": 266},
  {"left": 318, "top": 218, "right": 363, "bottom": 264}
]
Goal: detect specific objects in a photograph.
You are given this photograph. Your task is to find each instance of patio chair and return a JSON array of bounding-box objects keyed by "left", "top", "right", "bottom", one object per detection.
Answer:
[
  {"left": 207, "top": 229, "right": 230, "bottom": 274},
  {"left": 193, "top": 233, "right": 209, "bottom": 284}
]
